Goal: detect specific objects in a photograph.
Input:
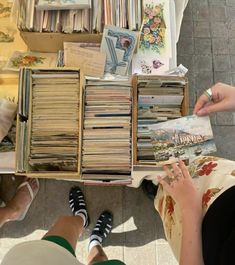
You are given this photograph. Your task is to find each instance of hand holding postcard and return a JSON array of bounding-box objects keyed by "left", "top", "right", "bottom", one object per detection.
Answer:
[{"left": 147, "top": 115, "right": 216, "bottom": 165}]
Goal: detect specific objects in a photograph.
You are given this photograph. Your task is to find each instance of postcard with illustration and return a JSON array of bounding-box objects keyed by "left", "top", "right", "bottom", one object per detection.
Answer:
[
  {"left": 133, "top": 0, "right": 173, "bottom": 75},
  {"left": 147, "top": 115, "right": 216, "bottom": 165},
  {"left": 101, "top": 25, "right": 138, "bottom": 76},
  {"left": 5, "top": 51, "right": 58, "bottom": 71}
]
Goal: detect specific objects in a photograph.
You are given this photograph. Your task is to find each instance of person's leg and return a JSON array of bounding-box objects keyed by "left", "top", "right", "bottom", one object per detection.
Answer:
[
  {"left": 43, "top": 186, "right": 89, "bottom": 253},
  {"left": 0, "top": 178, "right": 39, "bottom": 227},
  {"left": 87, "top": 211, "right": 113, "bottom": 265}
]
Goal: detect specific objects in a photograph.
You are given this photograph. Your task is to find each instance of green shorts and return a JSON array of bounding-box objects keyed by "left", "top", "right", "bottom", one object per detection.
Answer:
[{"left": 42, "top": 236, "right": 125, "bottom": 265}]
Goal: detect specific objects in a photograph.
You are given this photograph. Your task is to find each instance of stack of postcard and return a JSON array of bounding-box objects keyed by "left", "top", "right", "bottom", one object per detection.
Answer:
[
  {"left": 15, "top": 0, "right": 143, "bottom": 33},
  {"left": 16, "top": 68, "right": 80, "bottom": 173},
  {"left": 137, "top": 77, "right": 186, "bottom": 164},
  {"left": 81, "top": 78, "right": 132, "bottom": 181}
]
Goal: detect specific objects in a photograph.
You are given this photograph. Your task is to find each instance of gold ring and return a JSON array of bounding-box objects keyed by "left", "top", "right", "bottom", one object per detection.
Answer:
[{"left": 203, "top": 88, "right": 213, "bottom": 101}]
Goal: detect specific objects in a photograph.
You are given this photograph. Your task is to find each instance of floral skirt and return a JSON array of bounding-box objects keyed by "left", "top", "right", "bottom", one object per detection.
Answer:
[{"left": 154, "top": 156, "right": 235, "bottom": 261}]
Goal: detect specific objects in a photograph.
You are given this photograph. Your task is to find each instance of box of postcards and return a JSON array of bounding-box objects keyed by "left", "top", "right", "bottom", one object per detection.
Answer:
[
  {"left": 132, "top": 75, "right": 189, "bottom": 167},
  {"left": 15, "top": 69, "right": 133, "bottom": 185},
  {"left": 80, "top": 77, "right": 133, "bottom": 185},
  {"left": 15, "top": 68, "right": 82, "bottom": 180}
]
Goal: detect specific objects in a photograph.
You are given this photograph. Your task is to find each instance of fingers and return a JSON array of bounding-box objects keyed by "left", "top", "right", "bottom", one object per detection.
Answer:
[
  {"left": 157, "top": 176, "right": 172, "bottom": 194},
  {"left": 196, "top": 100, "right": 227, "bottom": 116},
  {"left": 178, "top": 160, "right": 191, "bottom": 179},
  {"left": 193, "top": 94, "right": 209, "bottom": 115},
  {"left": 163, "top": 165, "right": 174, "bottom": 179}
]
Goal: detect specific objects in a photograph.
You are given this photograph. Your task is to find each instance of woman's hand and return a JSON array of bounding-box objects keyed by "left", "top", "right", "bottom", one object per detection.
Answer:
[
  {"left": 193, "top": 83, "right": 235, "bottom": 116},
  {"left": 158, "top": 161, "right": 204, "bottom": 265},
  {"left": 158, "top": 160, "right": 202, "bottom": 215}
]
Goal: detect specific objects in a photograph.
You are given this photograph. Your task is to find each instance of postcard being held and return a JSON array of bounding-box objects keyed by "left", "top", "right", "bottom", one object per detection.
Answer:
[{"left": 147, "top": 115, "right": 216, "bottom": 166}]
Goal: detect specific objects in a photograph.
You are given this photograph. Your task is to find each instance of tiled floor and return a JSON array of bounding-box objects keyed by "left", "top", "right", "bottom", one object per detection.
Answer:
[{"left": 1, "top": 0, "right": 235, "bottom": 264}]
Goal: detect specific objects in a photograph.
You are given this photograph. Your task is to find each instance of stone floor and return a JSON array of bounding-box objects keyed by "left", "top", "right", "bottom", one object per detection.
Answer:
[{"left": 1, "top": 0, "right": 235, "bottom": 264}]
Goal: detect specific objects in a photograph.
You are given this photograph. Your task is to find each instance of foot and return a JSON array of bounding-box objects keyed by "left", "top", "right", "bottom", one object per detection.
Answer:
[
  {"left": 141, "top": 179, "right": 158, "bottom": 201},
  {"left": 69, "top": 186, "right": 89, "bottom": 228},
  {"left": 5, "top": 178, "right": 39, "bottom": 222},
  {"left": 88, "top": 211, "right": 113, "bottom": 252}
]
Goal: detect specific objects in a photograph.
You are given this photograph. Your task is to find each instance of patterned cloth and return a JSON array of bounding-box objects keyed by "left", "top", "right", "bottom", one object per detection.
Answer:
[{"left": 154, "top": 156, "right": 235, "bottom": 261}]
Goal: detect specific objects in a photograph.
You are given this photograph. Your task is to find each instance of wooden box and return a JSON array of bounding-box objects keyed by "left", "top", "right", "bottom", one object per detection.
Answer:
[{"left": 132, "top": 75, "right": 189, "bottom": 167}]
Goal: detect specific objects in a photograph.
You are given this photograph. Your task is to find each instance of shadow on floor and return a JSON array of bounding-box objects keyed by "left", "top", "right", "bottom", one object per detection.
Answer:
[{"left": 0, "top": 177, "right": 166, "bottom": 248}]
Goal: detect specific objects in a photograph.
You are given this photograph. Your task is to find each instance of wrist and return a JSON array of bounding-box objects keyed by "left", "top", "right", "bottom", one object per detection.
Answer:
[{"left": 181, "top": 206, "right": 202, "bottom": 222}]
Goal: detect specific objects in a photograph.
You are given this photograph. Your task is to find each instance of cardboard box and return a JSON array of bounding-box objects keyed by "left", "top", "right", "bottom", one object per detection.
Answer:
[
  {"left": 20, "top": 32, "right": 102, "bottom": 53},
  {"left": 132, "top": 75, "right": 189, "bottom": 167}
]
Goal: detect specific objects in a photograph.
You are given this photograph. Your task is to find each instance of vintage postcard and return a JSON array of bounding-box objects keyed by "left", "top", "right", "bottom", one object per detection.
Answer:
[
  {"left": 4, "top": 51, "right": 57, "bottom": 71},
  {"left": 101, "top": 25, "right": 138, "bottom": 76},
  {"left": 37, "top": 0, "right": 91, "bottom": 10},
  {"left": 133, "top": 0, "right": 173, "bottom": 75},
  {"left": 132, "top": 54, "right": 170, "bottom": 75},
  {"left": 147, "top": 115, "right": 216, "bottom": 165},
  {"left": 139, "top": 0, "right": 171, "bottom": 56},
  {"left": 64, "top": 43, "right": 106, "bottom": 77}
]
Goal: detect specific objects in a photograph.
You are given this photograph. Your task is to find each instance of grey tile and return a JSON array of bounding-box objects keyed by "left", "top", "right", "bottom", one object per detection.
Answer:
[
  {"left": 193, "top": 55, "right": 213, "bottom": 72},
  {"left": 177, "top": 55, "right": 194, "bottom": 72},
  {"left": 212, "top": 38, "right": 229, "bottom": 54},
  {"left": 210, "top": 5, "right": 227, "bottom": 21},
  {"left": 209, "top": 0, "right": 226, "bottom": 5},
  {"left": 123, "top": 187, "right": 158, "bottom": 246},
  {"left": 180, "top": 19, "right": 194, "bottom": 38},
  {"left": 177, "top": 37, "right": 194, "bottom": 55},
  {"left": 226, "top": 0, "right": 235, "bottom": 6},
  {"left": 213, "top": 125, "right": 235, "bottom": 160},
  {"left": 229, "top": 38, "right": 235, "bottom": 54},
  {"left": 194, "top": 38, "right": 212, "bottom": 54},
  {"left": 194, "top": 72, "right": 214, "bottom": 95},
  {"left": 226, "top": 6, "right": 235, "bottom": 19},
  {"left": 216, "top": 112, "right": 234, "bottom": 125},
  {"left": 214, "top": 71, "right": 232, "bottom": 84},
  {"left": 213, "top": 55, "right": 231, "bottom": 71},
  {"left": 228, "top": 20, "right": 235, "bottom": 38},
  {"left": 183, "top": 2, "right": 193, "bottom": 21},
  {"left": 194, "top": 21, "right": 211, "bottom": 37},
  {"left": 193, "top": 4, "right": 210, "bottom": 21},
  {"left": 232, "top": 73, "right": 235, "bottom": 84},
  {"left": 191, "top": 0, "right": 208, "bottom": 8},
  {"left": 231, "top": 55, "right": 235, "bottom": 72},
  {"left": 211, "top": 22, "right": 228, "bottom": 38}
]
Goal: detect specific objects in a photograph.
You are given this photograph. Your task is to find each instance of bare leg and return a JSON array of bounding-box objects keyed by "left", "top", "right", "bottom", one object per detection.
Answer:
[
  {"left": 87, "top": 245, "right": 108, "bottom": 265},
  {"left": 43, "top": 215, "right": 84, "bottom": 251},
  {"left": 0, "top": 178, "right": 39, "bottom": 227}
]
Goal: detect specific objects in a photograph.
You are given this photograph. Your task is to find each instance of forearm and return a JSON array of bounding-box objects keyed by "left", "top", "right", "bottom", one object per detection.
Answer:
[{"left": 180, "top": 209, "right": 204, "bottom": 265}]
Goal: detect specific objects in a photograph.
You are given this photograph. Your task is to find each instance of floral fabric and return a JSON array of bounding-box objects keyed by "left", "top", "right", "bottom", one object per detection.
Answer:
[{"left": 154, "top": 156, "right": 235, "bottom": 261}]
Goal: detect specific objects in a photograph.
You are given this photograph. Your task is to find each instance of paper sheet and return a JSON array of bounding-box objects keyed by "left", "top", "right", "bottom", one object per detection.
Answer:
[{"left": 64, "top": 43, "right": 106, "bottom": 78}]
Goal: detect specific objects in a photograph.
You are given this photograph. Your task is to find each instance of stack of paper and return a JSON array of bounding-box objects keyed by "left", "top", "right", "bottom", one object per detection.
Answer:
[
  {"left": 15, "top": 0, "right": 143, "bottom": 33},
  {"left": 82, "top": 79, "right": 132, "bottom": 179},
  {"left": 16, "top": 69, "right": 80, "bottom": 173},
  {"left": 36, "top": 0, "right": 91, "bottom": 10},
  {"left": 137, "top": 77, "right": 186, "bottom": 164}
]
